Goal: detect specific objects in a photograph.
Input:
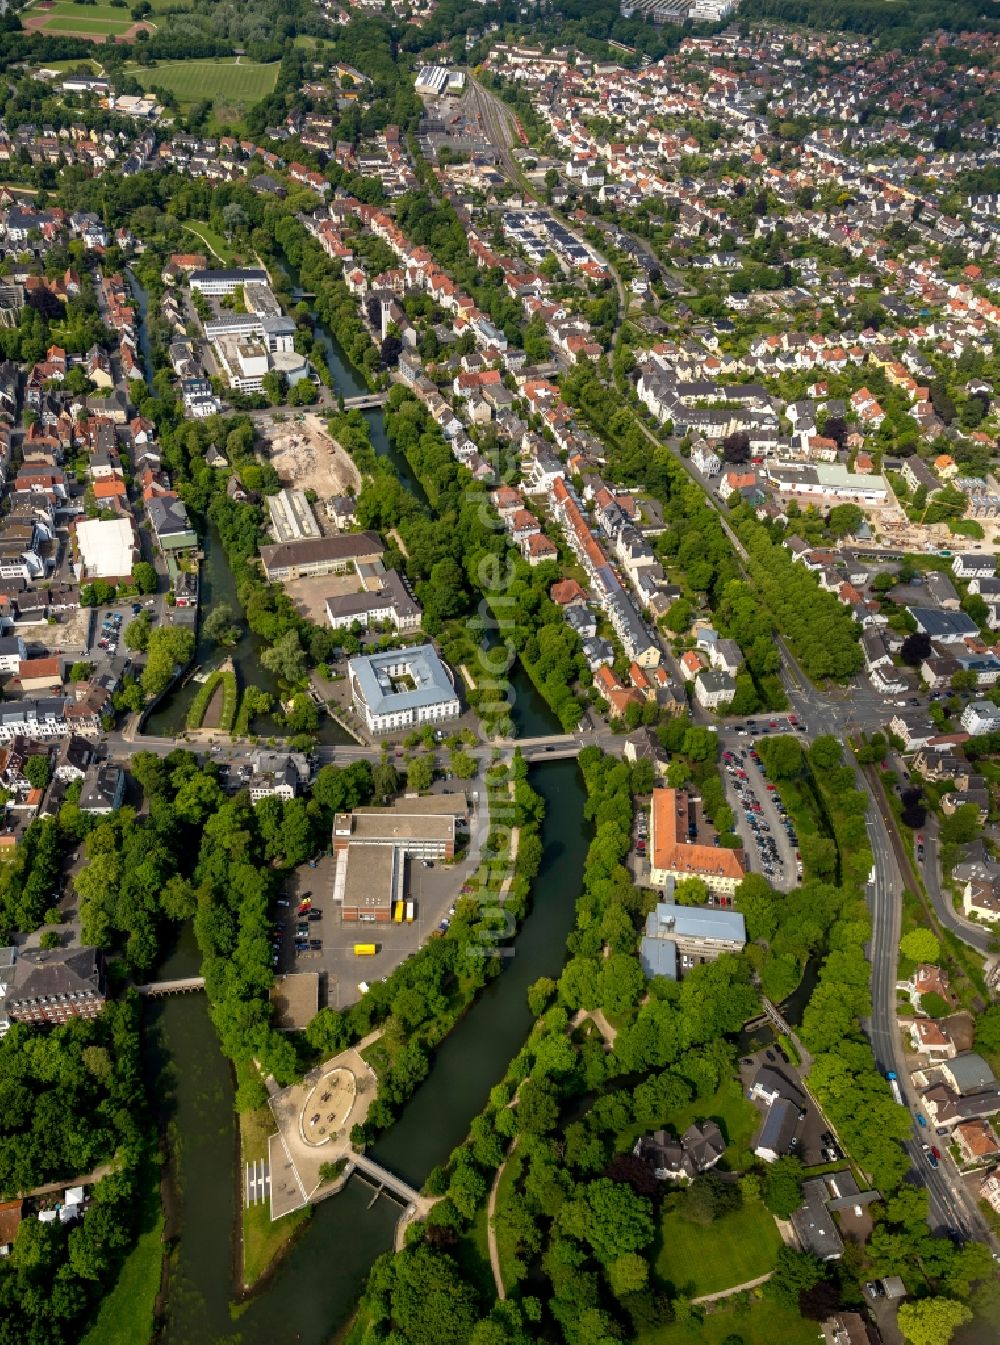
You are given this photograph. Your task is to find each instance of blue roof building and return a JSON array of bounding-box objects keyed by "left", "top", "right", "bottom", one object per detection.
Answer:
[{"left": 348, "top": 644, "right": 461, "bottom": 735}]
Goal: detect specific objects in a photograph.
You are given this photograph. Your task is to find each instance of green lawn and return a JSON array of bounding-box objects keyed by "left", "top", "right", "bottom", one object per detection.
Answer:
[
  {"left": 655, "top": 1196, "right": 782, "bottom": 1298},
  {"left": 181, "top": 221, "right": 236, "bottom": 265},
  {"left": 81, "top": 1155, "right": 162, "bottom": 1345},
  {"left": 131, "top": 59, "right": 279, "bottom": 108},
  {"left": 27, "top": 2, "right": 141, "bottom": 36},
  {"left": 636, "top": 1295, "right": 819, "bottom": 1345}
]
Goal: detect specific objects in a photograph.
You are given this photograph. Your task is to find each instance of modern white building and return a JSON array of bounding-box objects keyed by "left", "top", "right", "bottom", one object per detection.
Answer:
[
  {"left": 348, "top": 644, "right": 460, "bottom": 735},
  {"left": 961, "top": 701, "right": 1000, "bottom": 736},
  {"left": 189, "top": 267, "right": 268, "bottom": 296},
  {"left": 75, "top": 517, "right": 137, "bottom": 579}
]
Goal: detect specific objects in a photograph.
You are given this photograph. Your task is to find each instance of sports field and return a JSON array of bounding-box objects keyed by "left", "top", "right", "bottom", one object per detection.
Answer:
[
  {"left": 23, "top": 0, "right": 151, "bottom": 40},
  {"left": 131, "top": 59, "right": 279, "bottom": 108}
]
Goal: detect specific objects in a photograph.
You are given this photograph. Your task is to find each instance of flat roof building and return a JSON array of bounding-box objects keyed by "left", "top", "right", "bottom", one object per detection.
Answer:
[
  {"left": 348, "top": 644, "right": 460, "bottom": 736},
  {"left": 641, "top": 897, "right": 746, "bottom": 979},
  {"left": 75, "top": 517, "right": 137, "bottom": 580},
  {"left": 333, "top": 795, "right": 461, "bottom": 922},
  {"left": 259, "top": 531, "right": 383, "bottom": 582},
  {"left": 268, "top": 488, "right": 321, "bottom": 544},
  {"left": 189, "top": 267, "right": 268, "bottom": 295}
]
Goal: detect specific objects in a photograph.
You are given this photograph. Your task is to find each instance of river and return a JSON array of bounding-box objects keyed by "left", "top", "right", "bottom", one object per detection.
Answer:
[
  {"left": 147, "top": 757, "right": 588, "bottom": 1345},
  {"left": 141, "top": 259, "right": 594, "bottom": 1344}
]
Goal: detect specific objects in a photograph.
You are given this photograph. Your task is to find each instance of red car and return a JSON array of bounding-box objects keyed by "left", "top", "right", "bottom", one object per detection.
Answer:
[
  {"left": 931, "top": 1145, "right": 941, "bottom": 1160},
  {"left": 788, "top": 714, "right": 797, "bottom": 725},
  {"left": 766, "top": 783, "right": 777, "bottom": 792}
]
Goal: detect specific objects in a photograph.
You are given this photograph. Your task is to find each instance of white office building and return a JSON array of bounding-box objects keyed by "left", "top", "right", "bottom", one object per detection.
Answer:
[{"left": 348, "top": 644, "right": 460, "bottom": 735}]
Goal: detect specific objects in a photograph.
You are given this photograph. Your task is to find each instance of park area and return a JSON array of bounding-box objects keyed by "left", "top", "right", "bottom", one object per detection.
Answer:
[
  {"left": 23, "top": 0, "right": 155, "bottom": 42},
  {"left": 654, "top": 1192, "right": 782, "bottom": 1299},
  {"left": 636, "top": 1296, "right": 819, "bottom": 1345},
  {"left": 130, "top": 58, "right": 279, "bottom": 109}
]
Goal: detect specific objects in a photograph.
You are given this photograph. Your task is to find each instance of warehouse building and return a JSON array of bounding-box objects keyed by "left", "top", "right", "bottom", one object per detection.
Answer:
[{"left": 333, "top": 795, "right": 466, "bottom": 921}]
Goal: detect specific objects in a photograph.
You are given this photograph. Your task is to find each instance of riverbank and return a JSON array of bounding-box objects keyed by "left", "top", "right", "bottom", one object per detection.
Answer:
[
  {"left": 140, "top": 757, "right": 586, "bottom": 1345},
  {"left": 238, "top": 1104, "right": 310, "bottom": 1290}
]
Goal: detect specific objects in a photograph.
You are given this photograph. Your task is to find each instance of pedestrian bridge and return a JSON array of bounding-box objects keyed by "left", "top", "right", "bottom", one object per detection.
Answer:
[
  {"left": 348, "top": 1152, "right": 427, "bottom": 1212},
  {"left": 134, "top": 977, "right": 206, "bottom": 997},
  {"left": 342, "top": 393, "right": 388, "bottom": 410}
]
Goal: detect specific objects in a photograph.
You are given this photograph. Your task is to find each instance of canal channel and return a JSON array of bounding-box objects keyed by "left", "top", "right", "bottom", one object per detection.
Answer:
[
  {"left": 147, "top": 755, "right": 588, "bottom": 1345},
  {"left": 138, "top": 276, "right": 589, "bottom": 1341}
]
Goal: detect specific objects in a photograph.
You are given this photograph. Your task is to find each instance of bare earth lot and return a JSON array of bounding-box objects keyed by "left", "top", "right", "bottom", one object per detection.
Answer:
[
  {"left": 257, "top": 413, "right": 360, "bottom": 507},
  {"left": 283, "top": 572, "right": 365, "bottom": 625}
]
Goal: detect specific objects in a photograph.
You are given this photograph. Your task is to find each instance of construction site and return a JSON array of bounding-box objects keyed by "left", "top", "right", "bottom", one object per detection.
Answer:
[{"left": 256, "top": 413, "right": 361, "bottom": 520}]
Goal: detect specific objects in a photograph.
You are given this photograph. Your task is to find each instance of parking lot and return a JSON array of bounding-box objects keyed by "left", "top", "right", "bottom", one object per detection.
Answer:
[
  {"left": 273, "top": 792, "right": 486, "bottom": 1009},
  {"left": 721, "top": 737, "right": 800, "bottom": 892},
  {"left": 739, "top": 1046, "right": 836, "bottom": 1167}
]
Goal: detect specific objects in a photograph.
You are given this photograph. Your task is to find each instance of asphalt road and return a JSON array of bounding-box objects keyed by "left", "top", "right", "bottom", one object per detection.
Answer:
[
  {"left": 921, "top": 817, "right": 993, "bottom": 954},
  {"left": 861, "top": 763, "right": 992, "bottom": 1241}
]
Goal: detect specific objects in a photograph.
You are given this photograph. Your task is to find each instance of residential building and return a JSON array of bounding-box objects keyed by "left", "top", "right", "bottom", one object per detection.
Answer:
[
  {"left": 694, "top": 668, "right": 737, "bottom": 709},
  {"left": 147, "top": 497, "right": 197, "bottom": 552},
  {"left": 79, "top": 763, "right": 125, "bottom": 814},
  {"left": 964, "top": 877, "right": 1000, "bottom": 922},
  {"left": 954, "top": 1118, "right": 1000, "bottom": 1166},
  {"left": 248, "top": 757, "right": 299, "bottom": 804},
  {"left": 961, "top": 701, "right": 1000, "bottom": 736},
  {"left": 821, "top": 1313, "right": 876, "bottom": 1345},
  {"left": 0, "top": 636, "right": 26, "bottom": 674},
  {"left": 908, "top": 1017, "right": 956, "bottom": 1059},
  {"left": 633, "top": 1121, "right": 725, "bottom": 1181}
]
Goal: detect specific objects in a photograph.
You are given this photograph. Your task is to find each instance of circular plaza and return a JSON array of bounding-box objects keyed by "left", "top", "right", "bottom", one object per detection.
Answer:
[{"left": 299, "top": 1066, "right": 357, "bottom": 1146}]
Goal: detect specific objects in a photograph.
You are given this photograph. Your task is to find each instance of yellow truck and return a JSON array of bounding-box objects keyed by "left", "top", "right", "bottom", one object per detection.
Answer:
[{"left": 353, "top": 943, "right": 377, "bottom": 956}]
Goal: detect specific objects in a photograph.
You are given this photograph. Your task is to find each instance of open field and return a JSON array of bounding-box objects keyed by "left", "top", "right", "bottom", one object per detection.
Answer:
[
  {"left": 130, "top": 58, "right": 279, "bottom": 108},
  {"left": 636, "top": 1296, "right": 818, "bottom": 1345},
  {"left": 655, "top": 1195, "right": 781, "bottom": 1298},
  {"left": 23, "top": 0, "right": 153, "bottom": 41}
]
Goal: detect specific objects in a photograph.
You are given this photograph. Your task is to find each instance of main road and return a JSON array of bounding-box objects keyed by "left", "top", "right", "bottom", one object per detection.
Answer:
[{"left": 862, "top": 762, "right": 993, "bottom": 1242}]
